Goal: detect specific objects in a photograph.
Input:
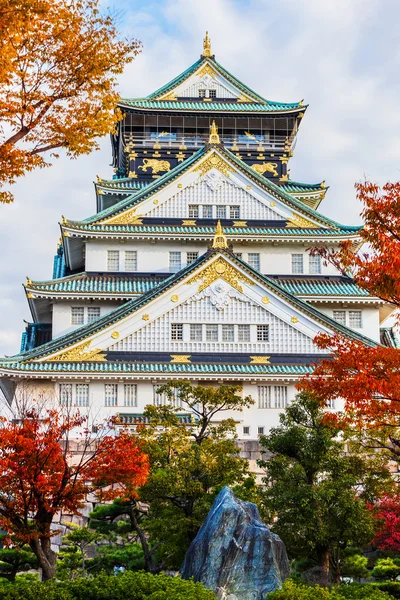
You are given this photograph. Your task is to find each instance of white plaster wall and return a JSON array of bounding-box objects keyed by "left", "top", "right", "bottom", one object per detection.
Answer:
[
  {"left": 52, "top": 301, "right": 122, "bottom": 338},
  {"left": 317, "top": 304, "right": 381, "bottom": 342}
]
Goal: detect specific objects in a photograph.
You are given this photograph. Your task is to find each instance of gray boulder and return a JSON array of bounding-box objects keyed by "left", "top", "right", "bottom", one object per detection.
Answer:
[{"left": 180, "top": 486, "right": 289, "bottom": 600}]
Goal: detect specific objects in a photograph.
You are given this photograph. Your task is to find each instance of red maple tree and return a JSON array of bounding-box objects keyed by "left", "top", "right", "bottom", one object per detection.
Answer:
[
  {"left": 371, "top": 495, "right": 400, "bottom": 553},
  {"left": 0, "top": 408, "right": 149, "bottom": 580}
]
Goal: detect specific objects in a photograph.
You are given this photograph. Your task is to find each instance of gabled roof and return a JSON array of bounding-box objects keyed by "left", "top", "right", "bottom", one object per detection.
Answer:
[{"left": 4, "top": 248, "right": 378, "bottom": 367}]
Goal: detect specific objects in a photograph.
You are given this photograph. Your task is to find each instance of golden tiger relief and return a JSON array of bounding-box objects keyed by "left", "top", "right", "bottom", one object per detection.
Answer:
[
  {"left": 138, "top": 159, "right": 171, "bottom": 174},
  {"left": 250, "top": 162, "right": 279, "bottom": 177}
]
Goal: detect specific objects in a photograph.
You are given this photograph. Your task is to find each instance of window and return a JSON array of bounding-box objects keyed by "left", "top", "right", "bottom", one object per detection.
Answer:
[
  {"left": 238, "top": 324, "right": 250, "bottom": 342},
  {"left": 169, "top": 252, "right": 181, "bottom": 273},
  {"left": 125, "top": 251, "right": 137, "bottom": 271},
  {"left": 190, "top": 324, "right": 202, "bottom": 341},
  {"left": 59, "top": 383, "right": 73, "bottom": 406},
  {"left": 333, "top": 310, "right": 346, "bottom": 325},
  {"left": 258, "top": 385, "right": 288, "bottom": 409},
  {"left": 198, "top": 89, "right": 206, "bottom": 98},
  {"left": 257, "top": 325, "right": 269, "bottom": 342},
  {"left": 230, "top": 205, "right": 240, "bottom": 219},
  {"left": 186, "top": 252, "right": 198, "bottom": 264},
  {"left": 349, "top": 310, "right": 362, "bottom": 328},
  {"left": 154, "top": 385, "right": 182, "bottom": 408},
  {"left": 258, "top": 386, "right": 272, "bottom": 408},
  {"left": 76, "top": 384, "right": 89, "bottom": 407},
  {"left": 243, "top": 426, "right": 250, "bottom": 435},
  {"left": 124, "top": 384, "right": 137, "bottom": 407},
  {"left": 87, "top": 307, "right": 100, "bottom": 324},
  {"left": 202, "top": 205, "right": 213, "bottom": 218},
  {"left": 188, "top": 205, "right": 199, "bottom": 218},
  {"left": 258, "top": 427, "right": 264, "bottom": 435},
  {"left": 291, "top": 254, "right": 303, "bottom": 274},
  {"left": 248, "top": 253, "right": 260, "bottom": 271},
  {"left": 105, "top": 384, "right": 118, "bottom": 407},
  {"left": 274, "top": 386, "right": 288, "bottom": 409},
  {"left": 71, "top": 307, "right": 84, "bottom": 325},
  {"left": 209, "top": 89, "right": 217, "bottom": 98},
  {"left": 107, "top": 250, "right": 120, "bottom": 271},
  {"left": 216, "top": 205, "right": 226, "bottom": 219},
  {"left": 171, "top": 323, "right": 183, "bottom": 341},
  {"left": 309, "top": 255, "right": 321, "bottom": 274},
  {"left": 206, "top": 324, "right": 218, "bottom": 342},
  {"left": 222, "top": 324, "right": 234, "bottom": 342},
  {"left": 326, "top": 399, "right": 336, "bottom": 409}
]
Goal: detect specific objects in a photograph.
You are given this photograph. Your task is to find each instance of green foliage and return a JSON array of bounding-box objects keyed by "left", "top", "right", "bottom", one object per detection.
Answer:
[
  {"left": 0, "top": 571, "right": 216, "bottom": 599},
  {"left": 259, "top": 392, "right": 391, "bottom": 579},
  {"left": 267, "top": 581, "right": 394, "bottom": 600},
  {"left": 57, "top": 525, "right": 102, "bottom": 580},
  {"left": 93, "top": 543, "right": 144, "bottom": 574},
  {"left": 340, "top": 549, "right": 369, "bottom": 581},
  {"left": 373, "top": 582, "right": 400, "bottom": 599},
  {"left": 0, "top": 543, "right": 39, "bottom": 582},
  {"left": 371, "top": 558, "right": 400, "bottom": 581}
]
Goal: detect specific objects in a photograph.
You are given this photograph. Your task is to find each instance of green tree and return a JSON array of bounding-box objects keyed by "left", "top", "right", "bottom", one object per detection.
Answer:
[
  {"left": 371, "top": 558, "right": 400, "bottom": 581},
  {"left": 57, "top": 524, "right": 102, "bottom": 580},
  {"left": 0, "top": 542, "right": 38, "bottom": 582},
  {"left": 259, "top": 392, "right": 391, "bottom": 583}
]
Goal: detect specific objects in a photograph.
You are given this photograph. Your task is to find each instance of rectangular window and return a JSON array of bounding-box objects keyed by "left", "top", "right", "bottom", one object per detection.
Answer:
[
  {"left": 188, "top": 205, "right": 199, "bottom": 218},
  {"left": 258, "top": 386, "right": 272, "bottom": 409},
  {"left": 238, "top": 324, "right": 250, "bottom": 342},
  {"left": 124, "top": 384, "right": 137, "bottom": 407},
  {"left": 291, "top": 254, "right": 304, "bottom": 274},
  {"left": 153, "top": 386, "right": 182, "bottom": 408},
  {"left": 125, "top": 251, "right": 137, "bottom": 271},
  {"left": 76, "top": 384, "right": 89, "bottom": 407},
  {"left": 326, "top": 399, "right": 336, "bottom": 409},
  {"left": 169, "top": 252, "right": 181, "bottom": 273},
  {"left": 230, "top": 205, "right": 240, "bottom": 219},
  {"left": 349, "top": 310, "right": 362, "bottom": 328},
  {"left": 206, "top": 324, "right": 218, "bottom": 342},
  {"left": 257, "top": 325, "right": 269, "bottom": 342},
  {"left": 222, "top": 324, "right": 234, "bottom": 342},
  {"left": 105, "top": 384, "right": 118, "bottom": 407},
  {"left": 209, "top": 89, "right": 217, "bottom": 98},
  {"left": 248, "top": 253, "right": 260, "bottom": 271},
  {"left": 171, "top": 323, "right": 183, "bottom": 341},
  {"left": 198, "top": 89, "right": 206, "bottom": 98},
  {"left": 258, "top": 426, "right": 264, "bottom": 435},
  {"left": 190, "top": 323, "right": 202, "bottom": 341},
  {"left": 243, "top": 426, "right": 250, "bottom": 435},
  {"left": 71, "top": 307, "right": 84, "bottom": 325},
  {"left": 59, "top": 383, "right": 73, "bottom": 406},
  {"left": 107, "top": 250, "right": 120, "bottom": 271},
  {"left": 202, "top": 205, "right": 213, "bottom": 219},
  {"left": 186, "top": 252, "right": 199, "bottom": 264},
  {"left": 274, "top": 386, "right": 288, "bottom": 409},
  {"left": 333, "top": 310, "right": 346, "bottom": 325},
  {"left": 87, "top": 307, "right": 100, "bottom": 324},
  {"left": 309, "top": 255, "right": 321, "bottom": 274},
  {"left": 216, "top": 205, "right": 226, "bottom": 219}
]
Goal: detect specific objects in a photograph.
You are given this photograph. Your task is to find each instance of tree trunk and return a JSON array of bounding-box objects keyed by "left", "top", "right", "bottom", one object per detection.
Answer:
[
  {"left": 29, "top": 538, "right": 57, "bottom": 581},
  {"left": 317, "top": 546, "right": 331, "bottom": 586},
  {"left": 128, "top": 505, "right": 161, "bottom": 574}
]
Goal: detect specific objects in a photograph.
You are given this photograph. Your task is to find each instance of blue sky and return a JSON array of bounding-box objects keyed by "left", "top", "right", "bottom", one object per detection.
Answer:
[{"left": 1, "top": 0, "right": 400, "bottom": 359}]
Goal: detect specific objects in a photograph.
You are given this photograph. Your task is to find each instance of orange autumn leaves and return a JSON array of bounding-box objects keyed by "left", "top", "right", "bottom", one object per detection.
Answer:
[{"left": 0, "top": 0, "right": 141, "bottom": 203}]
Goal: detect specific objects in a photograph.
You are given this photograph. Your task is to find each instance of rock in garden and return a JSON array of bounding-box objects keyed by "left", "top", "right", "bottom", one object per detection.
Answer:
[{"left": 180, "top": 486, "right": 289, "bottom": 600}]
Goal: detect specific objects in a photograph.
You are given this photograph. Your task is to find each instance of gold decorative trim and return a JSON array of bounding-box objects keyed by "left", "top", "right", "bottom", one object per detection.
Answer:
[
  {"left": 111, "top": 331, "right": 120, "bottom": 339},
  {"left": 162, "top": 91, "right": 177, "bottom": 101},
  {"left": 196, "top": 63, "right": 217, "bottom": 78},
  {"left": 177, "top": 183, "right": 183, "bottom": 188},
  {"left": 194, "top": 151, "right": 231, "bottom": 177},
  {"left": 171, "top": 295, "right": 179, "bottom": 302},
  {"left": 97, "top": 189, "right": 104, "bottom": 195},
  {"left": 202, "top": 31, "right": 212, "bottom": 57},
  {"left": 270, "top": 202, "right": 276, "bottom": 207},
  {"left": 212, "top": 221, "right": 228, "bottom": 249},
  {"left": 170, "top": 355, "right": 191, "bottom": 364},
  {"left": 291, "top": 316, "right": 299, "bottom": 323},
  {"left": 26, "top": 292, "right": 34, "bottom": 299},
  {"left": 100, "top": 207, "right": 143, "bottom": 226},
  {"left": 153, "top": 199, "right": 159, "bottom": 205},
  {"left": 182, "top": 220, "right": 196, "bottom": 226},
  {"left": 233, "top": 221, "right": 247, "bottom": 228},
  {"left": 128, "top": 171, "right": 137, "bottom": 179},
  {"left": 62, "top": 231, "right": 70, "bottom": 237},
  {"left": 209, "top": 121, "right": 220, "bottom": 144},
  {"left": 176, "top": 152, "right": 185, "bottom": 162},
  {"left": 286, "top": 215, "right": 319, "bottom": 229},
  {"left": 142, "top": 314, "right": 150, "bottom": 321},
  {"left": 250, "top": 162, "right": 278, "bottom": 177},
  {"left": 279, "top": 174, "right": 289, "bottom": 182},
  {"left": 47, "top": 340, "right": 106, "bottom": 363},
  {"left": 237, "top": 93, "right": 252, "bottom": 103},
  {"left": 246, "top": 185, "right": 252, "bottom": 190},
  {"left": 262, "top": 296, "right": 270, "bottom": 304},
  {"left": 250, "top": 356, "right": 271, "bottom": 365},
  {"left": 187, "top": 256, "right": 254, "bottom": 293}
]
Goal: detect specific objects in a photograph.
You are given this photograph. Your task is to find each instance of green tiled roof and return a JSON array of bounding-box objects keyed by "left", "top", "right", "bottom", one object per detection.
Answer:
[
  {"left": 119, "top": 99, "right": 301, "bottom": 113},
  {"left": 282, "top": 180, "right": 327, "bottom": 193},
  {"left": 97, "top": 179, "right": 149, "bottom": 191},
  {"left": 276, "top": 277, "right": 369, "bottom": 297}
]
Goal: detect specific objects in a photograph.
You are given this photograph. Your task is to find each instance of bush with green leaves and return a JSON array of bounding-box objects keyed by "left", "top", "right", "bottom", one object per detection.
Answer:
[
  {"left": 0, "top": 571, "right": 216, "bottom": 600},
  {"left": 267, "top": 580, "right": 394, "bottom": 599},
  {"left": 371, "top": 558, "right": 400, "bottom": 581}
]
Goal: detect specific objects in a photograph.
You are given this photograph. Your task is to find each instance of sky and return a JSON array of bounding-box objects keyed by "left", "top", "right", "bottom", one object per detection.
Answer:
[{"left": 1, "top": 0, "right": 400, "bottom": 361}]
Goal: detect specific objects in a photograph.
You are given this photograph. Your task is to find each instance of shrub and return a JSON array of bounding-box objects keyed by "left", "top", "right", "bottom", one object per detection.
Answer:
[
  {"left": 373, "top": 582, "right": 400, "bottom": 599},
  {"left": 267, "top": 581, "right": 394, "bottom": 600},
  {"left": 372, "top": 558, "right": 400, "bottom": 581}
]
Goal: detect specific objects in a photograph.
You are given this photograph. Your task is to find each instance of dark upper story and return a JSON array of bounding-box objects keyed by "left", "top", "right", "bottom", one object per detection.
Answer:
[{"left": 111, "top": 33, "right": 306, "bottom": 183}]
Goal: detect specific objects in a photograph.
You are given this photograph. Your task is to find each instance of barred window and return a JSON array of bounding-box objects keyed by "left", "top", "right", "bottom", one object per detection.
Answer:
[
  {"left": 209, "top": 89, "right": 217, "bottom": 98},
  {"left": 202, "top": 205, "right": 213, "bottom": 218},
  {"left": 291, "top": 254, "right": 303, "bottom": 274},
  {"left": 248, "top": 253, "right": 260, "bottom": 271},
  {"left": 238, "top": 324, "right": 250, "bottom": 342},
  {"left": 258, "top": 427, "right": 264, "bottom": 435},
  {"left": 188, "top": 205, "right": 199, "bottom": 218},
  {"left": 59, "top": 384, "right": 73, "bottom": 406},
  {"left": 206, "top": 324, "right": 219, "bottom": 342},
  {"left": 258, "top": 385, "right": 288, "bottom": 409},
  {"left": 349, "top": 310, "right": 362, "bottom": 328},
  {"left": 257, "top": 325, "right": 269, "bottom": 342},
  {"left": 153, "top": 385, "right": 182, "bottom": 408},
  {"left": 125, "top": 251, "right": 137, "bottom": 271},
  {"left": 222, "top": 324, "right": 234, "bottom": 342},
  {"left": 169, "top": 252, "right": 181, "bottom": 273},
  {"left": 274, "top": 386, "right": 288, "bottom": 409},
  {"left": 105, "top": 384, "right": 118, "bottom": 407},
  {"left": 230, "top": 205, "right": 240, "bottom": 219},
  {"left": 107, "top": 250, "right": 120, "bottom": 271},
  {"left": 190, "top": 324, "right": 202, "bottom": 341},
  {"left": 124, "top": 384, "right": 137, "bottom": 407},
  {"left": 258, "top": 386, "right": 272, "bottom": 408},
  {"left": 243, "top": 426, "right": 250, "bottom": 435},
  {"left": 71, "top": 307, "right": 84, "bottom": 325},
  {"left": 186, "top": 252, "right": 198, "bottom": 264},
  {"left": 333, "top": 310, "right": 346, "bottom": 325},
  {"left": 171, "top": 323, "right": 183, "bottom": 341},
  {"left": 76, "top": 384, "right": 89, "bottom": 407},
  {"left": 309, "top": 255, "right": 321, "bottom": 274},
  {"left": 216, "top": 205, "right": 226, "bottom": 219},
  {"left": 87, "top": 307, "right": 100, "bottom": 324},
  {"left": 198, "top": 89, "right": 206, "bottom": 98}
]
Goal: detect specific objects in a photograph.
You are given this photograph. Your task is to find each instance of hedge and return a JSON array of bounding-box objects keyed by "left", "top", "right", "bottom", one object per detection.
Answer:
[{"left": 267, "top": 580, "right": 395, "bottom": 600}]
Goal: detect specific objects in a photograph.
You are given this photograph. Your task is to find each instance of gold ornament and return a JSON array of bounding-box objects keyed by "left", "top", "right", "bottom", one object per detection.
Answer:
[
  {"left": 128, "top": 171, "right": 138, "bottom": 178},
  {"left": 286, "top": 214, "right": 319, "bottom": 229},
  {"left": 170, "top": 355, "right": 191, "bottom": 363},
  {"left": 212, "top": 220, "right": 228, "bottom": 249},
  {"left": 194, "top": 151, "right": 231, "bottom": 177},
  {"left": 187, "top": 257, "right": 254, "bottom": 293},
  {"left": 291, "top": 316, "right": 299, "bottom": 323},
  {"left": 111, "top": 331, "right": 120, "bottom": 339},
  {"left": 202, "top": 31, "right": 212, "bottom": 57},
  {"left": 250, "top": 162, "right": 279, "bottom": 177},
  {"left": 176, "top": 152, "right": 185, "bottom": 162},
  {"left": 47, "top": 340, "right": 106, "bottom": 362},
  {"left": 162, "top": 91, "right": 177, "bottom": 101},
  {"left": 182, "top": 220, "right": 196, "bottom": 226},
  {"left": 138, "top": 158, "right": 170, "bottom": 174},
  {"left": 196, "top": 63, "right": 217, "bottom": 78},
  {"left": 101, "top": 207, "right": 143, "bottom": 226},
  {"left": 209, "top": 120, "right": 220, "bottom": 144},
  {"left": 142, "top": 314, "right": 150, "bottom": 321},
  {"left": 237, "top": 93, "right": 252, "bottom": 103},
  {"left": 153, "top": 199, "right": 159, "bottom": 205},
  {"left": 233, "top": 221, "right": 247, "bottom": 227},
  {"left": 171, "top": 295, "right": 179, "bottom": 302},
  {"left": 250, "top": 356, "right": 271, "bottom": 365},
  {"left": 262, "top": 296, "right": 270, "bottom": 304},
  {"left": 270, "top": 202, "right": 276, "bottom": 207}
]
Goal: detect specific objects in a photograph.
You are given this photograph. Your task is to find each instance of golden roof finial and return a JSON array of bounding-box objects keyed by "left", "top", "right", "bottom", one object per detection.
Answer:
[
  {"left": 203, "top": 31, "right": 212, "bottom": 57},
  {"left": 209, "top": 120, "right": 220, "bottom": 144},
  {"left": 212, "top": 220, "right": 228, "bottom": 249}
]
